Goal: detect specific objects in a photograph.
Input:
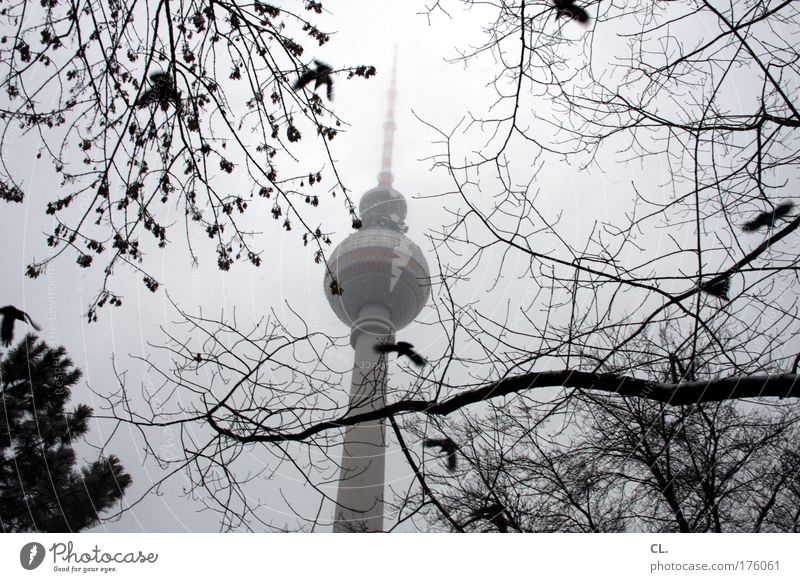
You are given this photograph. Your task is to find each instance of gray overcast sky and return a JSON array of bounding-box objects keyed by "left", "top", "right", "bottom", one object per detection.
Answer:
[
  {"left": 4, "top": 0, "right": 794, "bottom": 532},
  {"left": 0, "top": 0, "right": 707, "bottom": 532},
  {"left": 3, "top": 0, "right": 514, "bottom": 532}
]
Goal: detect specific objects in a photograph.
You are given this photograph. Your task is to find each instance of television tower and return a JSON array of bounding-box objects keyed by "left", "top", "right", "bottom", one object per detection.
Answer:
[{"left": 323, "top": 55, "right": 430, "bottom": 532}]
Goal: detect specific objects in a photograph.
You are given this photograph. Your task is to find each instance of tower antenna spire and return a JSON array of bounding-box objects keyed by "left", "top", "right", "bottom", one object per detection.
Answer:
[{"left": 378, "top": 48, "right": 398, "bottom": 187}]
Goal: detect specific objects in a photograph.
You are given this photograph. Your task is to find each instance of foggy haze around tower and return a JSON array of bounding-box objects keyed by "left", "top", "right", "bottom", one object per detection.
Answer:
[
  {"left": 5, "top": 0, "right": 795, "bottom": 537},
  {"left": 1, "top": 2, "right": 487, "bottom": 532}
]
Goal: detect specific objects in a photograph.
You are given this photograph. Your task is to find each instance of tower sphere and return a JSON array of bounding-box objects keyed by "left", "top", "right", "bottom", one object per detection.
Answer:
[
  {"left": 325, "top": 53, "right": 428, "bottom": 335},
  {"left": 324, "top": 222, "right": 429, "bottom": 332}
]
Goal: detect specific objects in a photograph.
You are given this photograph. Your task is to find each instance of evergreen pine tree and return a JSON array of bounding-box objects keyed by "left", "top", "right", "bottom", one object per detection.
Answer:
[{"left": 0, "top": 335, "right": 132, "bottom": 532}]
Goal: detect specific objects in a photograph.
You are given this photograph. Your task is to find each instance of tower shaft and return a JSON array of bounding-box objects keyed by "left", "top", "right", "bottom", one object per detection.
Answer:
[{"left": 333, "top": 305, "right": 393, "bottom": 532}]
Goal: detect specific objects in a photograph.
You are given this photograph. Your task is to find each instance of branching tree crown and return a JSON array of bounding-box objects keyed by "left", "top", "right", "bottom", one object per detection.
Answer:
[{"left": 1, "top": 0, "right": 375, "bottom": 320}]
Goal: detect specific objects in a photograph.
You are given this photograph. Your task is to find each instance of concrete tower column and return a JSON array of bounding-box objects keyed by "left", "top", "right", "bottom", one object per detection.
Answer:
[
  {"left": 324, "top": 53, "right": 429, "bottom": 532},
  {"left": 333, "top": 304, "right": 394, "bottom": 532}
]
